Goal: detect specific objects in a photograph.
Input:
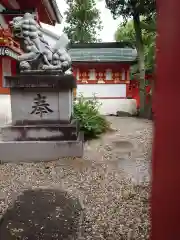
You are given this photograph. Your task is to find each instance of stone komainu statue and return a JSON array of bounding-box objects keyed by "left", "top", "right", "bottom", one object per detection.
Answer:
[{"left": 9, "top": 13, "right": 71, "bottom": 73}]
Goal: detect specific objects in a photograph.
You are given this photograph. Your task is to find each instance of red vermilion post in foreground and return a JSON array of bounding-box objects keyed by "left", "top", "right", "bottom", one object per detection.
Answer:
[{"left": 151, "top": 0, "right": 180, "bottom": 239}]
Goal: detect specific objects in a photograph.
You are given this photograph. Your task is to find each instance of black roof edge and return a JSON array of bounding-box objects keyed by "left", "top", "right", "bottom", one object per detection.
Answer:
[
  {"left": 72, "top": 60, "right": 137, "bottom": 65},
  {"left": 49, "top": 0, "right": 62, "bottom": 24},
  {"left": 69, "top": 42, "right": 135, "bottom": 49}
]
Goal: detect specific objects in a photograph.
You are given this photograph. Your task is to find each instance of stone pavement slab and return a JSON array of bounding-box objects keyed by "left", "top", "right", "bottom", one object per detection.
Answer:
[{"left": 0, "top": 189, "right": 83, "bottom": 240}]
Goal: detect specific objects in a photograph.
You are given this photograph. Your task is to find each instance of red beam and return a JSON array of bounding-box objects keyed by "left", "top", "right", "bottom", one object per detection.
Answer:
[
  {"left": 1, "top": 0, "right": 12, "bottom": 8},
  {"left": 151, "top": 0, "right": 180, "bottom": 239},
  {"left": 1, "top": 0, "right": 57, "bottom": 25},
  {"left": 17, "top": 0, "right": 54, "bottom": 25}
]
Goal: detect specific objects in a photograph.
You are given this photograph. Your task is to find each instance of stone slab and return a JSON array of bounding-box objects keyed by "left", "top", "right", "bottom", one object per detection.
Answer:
[
  {"left": 0, "top": 189, "right": 83, "bottom": 240},
  {"left": 10, "top": 89, "right": 73, "bottom": 124},
  {"left": 4, "top": 74, "right": 77, "bottom": 89},
  {"left": 0, "top": 133, "right": 84, "bottom": 163},
  {"left": 1, "top": 122, "right": 78, "bottom": 141}
]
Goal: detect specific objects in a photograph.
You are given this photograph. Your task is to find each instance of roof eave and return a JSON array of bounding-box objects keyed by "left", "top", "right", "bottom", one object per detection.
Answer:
[
  {"left": 42, "top": 0, "right": 62, "bottom": 24},
  {"left": 70, "top": 42, "right": 135, "bottom": 49},
  {"left": 72, "top": 60, "right": 137, "bottom": 65},
  {"left": 50, "top": 0, "right": 63, "bottom": 24}
]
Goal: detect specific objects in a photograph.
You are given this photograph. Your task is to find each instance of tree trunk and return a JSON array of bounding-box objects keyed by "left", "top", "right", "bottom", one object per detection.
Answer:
[
  {"left": 146, "top": 85, "right": 153, "bottom": 119},
  {"left": 133, "top": 12, "right": 146, "bottom": 117}
]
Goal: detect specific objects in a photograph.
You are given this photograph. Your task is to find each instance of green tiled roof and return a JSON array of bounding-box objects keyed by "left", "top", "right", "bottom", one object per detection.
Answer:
[{"left": 69, "top": 42, "right": 137, "bottom": 63}]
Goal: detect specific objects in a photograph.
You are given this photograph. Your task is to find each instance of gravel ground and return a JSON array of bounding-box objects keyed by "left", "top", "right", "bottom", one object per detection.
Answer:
[{"left": 0, "top": 116, "right": 153, "bottom": 239}]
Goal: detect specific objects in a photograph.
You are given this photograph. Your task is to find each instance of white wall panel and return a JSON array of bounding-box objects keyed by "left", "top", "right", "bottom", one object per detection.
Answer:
[
  {"left": 77, "top": 84, "right": 126, "bottom": 98},
  {"left": 98, "top": 99, "right": 137, "bottom": 115}
]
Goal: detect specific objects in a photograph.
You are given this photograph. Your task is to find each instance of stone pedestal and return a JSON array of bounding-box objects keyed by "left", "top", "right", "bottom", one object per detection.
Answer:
[{"left": 0, "top": 72, "right": 84, "bottom": 162}]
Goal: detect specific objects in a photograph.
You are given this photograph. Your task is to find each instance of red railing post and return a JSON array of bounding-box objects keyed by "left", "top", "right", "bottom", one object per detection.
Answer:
[{"left": 151, "top": 0, "right": 180, "bottom": 239}]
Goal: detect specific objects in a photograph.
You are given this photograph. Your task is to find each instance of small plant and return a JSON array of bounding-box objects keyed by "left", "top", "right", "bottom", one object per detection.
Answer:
[{"left": 73, "top": 94, "right": 110, "bottom": 140}]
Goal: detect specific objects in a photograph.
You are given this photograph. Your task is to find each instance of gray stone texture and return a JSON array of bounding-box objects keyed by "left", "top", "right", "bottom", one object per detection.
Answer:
[
  {"left": 0, "top": 69, "right": 84, "bottom": 162},
  {"left": 10, "top": 89, "right": 73, "bottom": 124},
  {"left": 0, "top": 132, "right": 84, "bottom": 163},
  {"left": 0, "top": 189, "right": 83, "bottom": 240},
  {"left": 1, "top": 122, "right": 78, "bottom": 141}
]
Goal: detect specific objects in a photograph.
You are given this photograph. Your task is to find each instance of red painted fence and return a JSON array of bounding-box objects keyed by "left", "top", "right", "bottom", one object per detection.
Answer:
[{"left": 127, "top": 74, "right": 154, "bottom": 109}]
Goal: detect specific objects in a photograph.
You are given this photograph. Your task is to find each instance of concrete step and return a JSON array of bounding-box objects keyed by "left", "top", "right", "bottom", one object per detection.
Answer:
[{"left": 0, "top": 132, "right": 84, "bottom": 163}]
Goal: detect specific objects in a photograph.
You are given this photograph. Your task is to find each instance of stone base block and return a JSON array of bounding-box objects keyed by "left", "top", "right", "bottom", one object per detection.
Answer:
[
  {"left": 10, "top": 89, "right": 73, "bottom": 124},
  {"left": 5, "top": 73, "right": 76, "bottom": 124},
  {"left": 0, "top": 132, "right": 84, "bottom": 163},
  {"left": 1, "top": 122, "right": 78, "bottom": 141}
]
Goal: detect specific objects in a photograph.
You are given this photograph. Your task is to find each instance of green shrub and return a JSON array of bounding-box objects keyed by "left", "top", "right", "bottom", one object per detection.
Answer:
[{"left": 73, "top": 95, "right": 110, "bottom": 140}]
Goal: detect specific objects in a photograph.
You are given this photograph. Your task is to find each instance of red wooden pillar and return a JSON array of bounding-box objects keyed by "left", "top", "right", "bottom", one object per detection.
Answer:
[{"left": 151, "top": 0, "right": 180, "bottom": 239}]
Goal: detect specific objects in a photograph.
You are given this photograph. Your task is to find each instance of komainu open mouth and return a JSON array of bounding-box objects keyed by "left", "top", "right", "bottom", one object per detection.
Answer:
[
  {"left": 12, "top": 28, "right": 22, "bottom": 38},
  {"left": 13, "top": 28, "right": 21, "bottom": 34}
]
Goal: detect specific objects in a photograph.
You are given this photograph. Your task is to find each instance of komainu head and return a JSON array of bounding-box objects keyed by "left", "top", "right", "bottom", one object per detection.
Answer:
[{"left": 9, "top": 13, "right": 39, "bottom": 39}]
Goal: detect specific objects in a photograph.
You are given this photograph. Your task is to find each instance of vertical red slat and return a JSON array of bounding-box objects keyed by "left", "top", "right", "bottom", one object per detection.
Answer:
[
  {"left": 11, "top": 59, "right": 16, "bottom": 76},
  {"left": 0, "top": 57, "right": 10, "bottom": 94},
  {"left": 0, "top": 58, "right": 2, "bottom": 89},
  {"left": 151, "top": 0, "right": 180, "bottom": 239}
]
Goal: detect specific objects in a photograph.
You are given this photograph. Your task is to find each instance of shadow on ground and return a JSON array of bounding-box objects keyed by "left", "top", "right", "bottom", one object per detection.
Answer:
[{"left": 0, "top": 189, "right": 83, "bottom": 240}]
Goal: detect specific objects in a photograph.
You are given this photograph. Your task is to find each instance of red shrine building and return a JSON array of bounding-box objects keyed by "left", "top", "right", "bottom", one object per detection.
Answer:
[
  {"left": 0, "top": 0, "right": 62, "bottom": 124},
  {"left": 69, "top": 42, "right": 137, "bottom": 115}
]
